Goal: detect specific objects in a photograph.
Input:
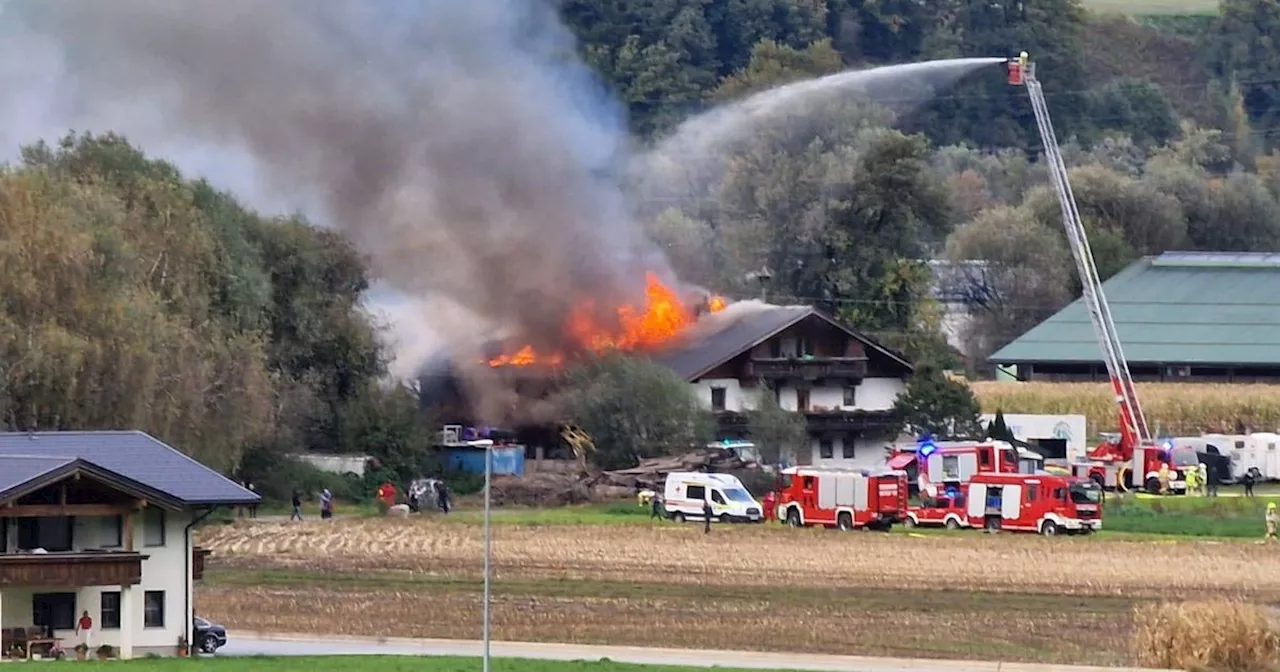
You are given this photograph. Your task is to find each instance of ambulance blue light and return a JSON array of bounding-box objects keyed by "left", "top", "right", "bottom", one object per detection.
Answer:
[
  {"left": 1162, "top": 440, "right": 1173, "bottom": 451},
  {"left": 918, "top": 436, "right": 938, "bottom": 458}
]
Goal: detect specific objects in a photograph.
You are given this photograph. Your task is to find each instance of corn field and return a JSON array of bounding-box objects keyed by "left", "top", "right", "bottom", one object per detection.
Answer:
[{"left": 971, "top": 382, "right": 1280, "bottom": 436}]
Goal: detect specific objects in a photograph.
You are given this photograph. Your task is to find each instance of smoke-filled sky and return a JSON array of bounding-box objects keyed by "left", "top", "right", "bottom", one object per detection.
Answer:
[{"left": 0, "top": 0, "right": 675, "bottom": 378}]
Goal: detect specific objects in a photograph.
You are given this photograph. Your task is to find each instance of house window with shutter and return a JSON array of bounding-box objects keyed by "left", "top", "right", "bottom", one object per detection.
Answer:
[
  {"left": 819, "top": 438, "right": 834, "bottom": 459},
  {"left": 710, "top": 387, "right": 726, "bottom": 412}
]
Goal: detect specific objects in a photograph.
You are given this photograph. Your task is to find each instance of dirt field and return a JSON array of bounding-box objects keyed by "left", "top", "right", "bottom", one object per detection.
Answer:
[{"left": 195, "top": 518, "right": 1280, "bottom": 665}]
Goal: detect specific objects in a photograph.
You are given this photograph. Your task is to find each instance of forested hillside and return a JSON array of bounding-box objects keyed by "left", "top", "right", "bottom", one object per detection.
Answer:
[
  {"left": 4, "top": 0, "right": 1280, "bottom": 482},
  {"left": 578, "top": 0, "right": 1280, "bottom": 368}
]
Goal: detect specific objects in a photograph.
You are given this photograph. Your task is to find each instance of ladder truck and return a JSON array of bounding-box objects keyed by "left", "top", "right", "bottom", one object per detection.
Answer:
[{"left": 1006, "top": 54, "right": 1170, "bottom": 494}]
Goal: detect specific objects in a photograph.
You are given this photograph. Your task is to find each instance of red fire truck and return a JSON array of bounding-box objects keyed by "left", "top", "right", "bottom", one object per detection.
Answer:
[
  {"left": 776, "top": 466, "right": 908, "bottom": 531},
  {"left": 1008, "top": 55, "right": 1171, "bottom": 494},
  {"left": 904, "top": 488, "right": 970, "bottom": 530},
  {"left": 887, "top": 439, "right": 1034, "bottom": 497},
  {"left": 965, "top": 472, "right": 1103, "bottom": 535}
]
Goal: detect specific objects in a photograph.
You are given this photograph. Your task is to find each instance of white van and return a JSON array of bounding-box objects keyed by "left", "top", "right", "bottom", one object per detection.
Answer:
[{"left": 662, "top": 472, "right": 763, "bottom": 523}]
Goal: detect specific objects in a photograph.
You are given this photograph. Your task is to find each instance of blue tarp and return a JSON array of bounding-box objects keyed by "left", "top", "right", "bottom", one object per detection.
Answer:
[{"left": 445, "top": 445, "right": 526, "bottom": 476}]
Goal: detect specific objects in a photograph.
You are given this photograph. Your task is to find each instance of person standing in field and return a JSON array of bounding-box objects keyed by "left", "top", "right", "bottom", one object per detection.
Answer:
[
  {"left": 650, "top": 492, "right": 663, "bottom": 520},
  {"left": 1244, "top": 470, "right": 1257, "bottom": 498},
  {"left": 1184, "top": 465, "right": 1198, "bottom": 497},
  {"left": 703, "top": 499, "right": 713, "bottom": 534},
  {"left": 320, "top": 488, "right": 333, "bottom": 521},
  {"left": 1266, "top": 502, "right": 1278, "bottom": 543},
  {"left": 290, "top": 490, "right": 303, "bottom": 521},
  {"left": 1198, "top": 462, "right": 1209, "bottom": 497},
  {"left": 76, "top": 610, "right": 92, "bottom": 649}
]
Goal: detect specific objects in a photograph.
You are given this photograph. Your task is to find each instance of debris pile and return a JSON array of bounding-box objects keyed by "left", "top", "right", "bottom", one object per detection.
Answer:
[{"left": 489, "top": 447, "right": 754, "bottom": 506}]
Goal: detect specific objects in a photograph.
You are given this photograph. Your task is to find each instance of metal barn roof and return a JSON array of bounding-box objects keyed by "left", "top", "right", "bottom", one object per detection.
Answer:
[{"left": 992, "top": 252, "right": 1280, "bottom": 366}]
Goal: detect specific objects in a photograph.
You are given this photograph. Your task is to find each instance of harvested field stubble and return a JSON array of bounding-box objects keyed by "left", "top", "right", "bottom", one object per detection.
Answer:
[
  {"left": 196, "top": 582, "right": 1130, "bottom": 665},
  {"left": 971, "top": 381, "right": 1280, "bottom": 435},
  {"left": 197, "top": 519, "right": 1280, "bottom": 598},
  {"left": 1134, "top": 599, "right": 1280, "bottom": 672}
]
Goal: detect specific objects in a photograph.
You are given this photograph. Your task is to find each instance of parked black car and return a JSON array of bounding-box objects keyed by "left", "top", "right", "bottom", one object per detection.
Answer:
[{"left": 194, "top": 616, "right": 228, "bottom": 654}]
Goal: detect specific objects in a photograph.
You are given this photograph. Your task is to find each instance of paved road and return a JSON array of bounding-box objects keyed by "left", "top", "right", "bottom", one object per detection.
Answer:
[{"left": 218, "top": 632, "right": 1174, "bottom": 672}]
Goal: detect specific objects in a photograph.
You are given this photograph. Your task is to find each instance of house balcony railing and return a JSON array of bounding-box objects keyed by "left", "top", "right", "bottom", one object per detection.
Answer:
[
  {"left": 715, "top": 409, "right": 898, "bottom": 434},
  {"left": 0, "top": 550, "right": 147, "bottom": 588},
  {"left": 745, "top": 357, "right": 868, "bottom": 381}
]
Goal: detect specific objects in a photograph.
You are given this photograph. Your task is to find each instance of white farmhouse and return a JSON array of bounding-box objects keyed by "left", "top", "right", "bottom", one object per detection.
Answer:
[
  {"left": 652, "top": 304, "right": 914, "bottom": 469},
  {"left": 0, "top": 431, "right": 258, "bottom": 660}
]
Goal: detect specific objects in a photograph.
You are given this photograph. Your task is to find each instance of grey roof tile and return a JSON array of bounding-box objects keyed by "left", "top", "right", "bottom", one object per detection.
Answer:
[
  {"left": 650, "top": 304, "right": 913, "bottom": 380},
  {"left": 993, "top": 253, "right": 1280, "bottom": 365},
  {"left": 0, "top": 431, "right": 259, "bottom": 506},
  {"left": 0, "top": 455, "right": 76, "bottom": 497}
]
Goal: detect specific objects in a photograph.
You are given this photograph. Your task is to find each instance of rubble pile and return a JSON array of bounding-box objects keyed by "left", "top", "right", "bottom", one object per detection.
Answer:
[{"left": 489, "top": 447, "right": 754, "bottom": 506}]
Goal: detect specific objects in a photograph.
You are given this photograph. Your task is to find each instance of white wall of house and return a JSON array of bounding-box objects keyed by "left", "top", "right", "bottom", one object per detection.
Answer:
[
  {"left": 692, "top": 378, "right": 760, "bottom": 412},
  {"left": 806, "top": 437, "right": 892, "bottom": 470},
  {"left": 0, "top": 507, "right": 193, "bottom": 658}
]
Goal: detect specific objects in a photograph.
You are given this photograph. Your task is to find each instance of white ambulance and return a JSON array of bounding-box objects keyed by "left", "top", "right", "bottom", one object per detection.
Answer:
[{"left": 662, "top": 472, "right": 763, "bottom": 523}]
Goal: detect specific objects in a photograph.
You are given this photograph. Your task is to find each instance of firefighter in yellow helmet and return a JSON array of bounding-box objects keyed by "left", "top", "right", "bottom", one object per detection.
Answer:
[
  {"left": 1018, "top": 51, "right": 1029, "bottom": 68},
  {"left": 1183, "top": 464, "right": 1198, "bottom": 497},
  {"left": 1267, "top": 502, "right": 1278, "bottom": 543}
]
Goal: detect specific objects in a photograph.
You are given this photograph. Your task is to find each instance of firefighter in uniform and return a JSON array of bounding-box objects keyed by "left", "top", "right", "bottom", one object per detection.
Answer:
[
  {"left": 1184, "top": 465, "right": 1198, "bottom": 497},
  {"left": 1198, "top": 462, "right": 1209, "bottom": 497},
  {"left": 1267, "top": 502, "right": 1279, "bottom": 543},
  {"left": 1158, "top": 463, "right": 1171, "bottom": 496}
]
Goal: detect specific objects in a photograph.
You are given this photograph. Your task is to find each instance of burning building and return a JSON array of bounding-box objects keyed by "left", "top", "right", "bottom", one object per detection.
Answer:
[{"left": 419, "top": 274, "right": 914, "bottom": 470}]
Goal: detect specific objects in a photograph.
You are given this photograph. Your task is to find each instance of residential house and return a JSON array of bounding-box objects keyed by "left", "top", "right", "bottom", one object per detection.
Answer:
[
  {"left": 0, "top": 431, "right": 258, "bottom": 660},
  {"left": 993, "top": 252, "right": 1280, "bottom": 382},
  {"left": 653, "top": 304, "right": 914, "bottom": 469}
]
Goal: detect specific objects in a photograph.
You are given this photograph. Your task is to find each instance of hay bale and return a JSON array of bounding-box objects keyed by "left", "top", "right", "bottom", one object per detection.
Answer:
[{"left": 1134, "top": 599, "right": 1280, "bottom": 672}]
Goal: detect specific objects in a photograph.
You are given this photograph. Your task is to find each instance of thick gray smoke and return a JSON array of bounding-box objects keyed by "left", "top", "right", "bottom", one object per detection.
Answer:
[{"left": 2, "top": 0, "right": 676, "bottom": 381}]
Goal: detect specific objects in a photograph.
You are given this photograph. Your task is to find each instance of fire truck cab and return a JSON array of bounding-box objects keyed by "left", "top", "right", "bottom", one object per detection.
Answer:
[
  {"left": 889, "top": 439, "right": 1034, "bottom": 496},
  {"left": 966, "top": 472, "right": 1102, "bottom": 536},
  {"left": 777, "top": 466, "right": 908, "bottom": 531}
]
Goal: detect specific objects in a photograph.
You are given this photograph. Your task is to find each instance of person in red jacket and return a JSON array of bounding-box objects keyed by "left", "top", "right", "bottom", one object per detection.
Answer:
[{"left": 763, "top": 491, "right": 777, "bottom": 522}]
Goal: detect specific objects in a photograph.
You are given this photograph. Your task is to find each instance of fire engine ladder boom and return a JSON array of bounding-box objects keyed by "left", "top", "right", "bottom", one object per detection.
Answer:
[{"left": 1015, "top": 59, "right": 1152, "bottom": 449}]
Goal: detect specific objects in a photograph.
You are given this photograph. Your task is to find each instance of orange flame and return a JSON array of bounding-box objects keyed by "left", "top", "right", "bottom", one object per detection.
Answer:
[{"left": 487, "top": 273, "right": 727, "bottom": 367}]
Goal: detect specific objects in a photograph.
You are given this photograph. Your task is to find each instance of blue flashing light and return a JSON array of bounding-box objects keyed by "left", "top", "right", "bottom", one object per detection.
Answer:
[
  {"left": 918, "top": 437, "right": 938, "bottom": 458},
  {"left": 1162, "top": 440, "right": 1174, "bottom": 451}
]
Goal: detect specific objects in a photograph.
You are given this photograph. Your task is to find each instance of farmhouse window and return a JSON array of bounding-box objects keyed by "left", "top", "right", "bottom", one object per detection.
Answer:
[
  {"left": 100, "top": 591, "right": 121, "bottom": 629},
  {"left": 32, "top": 593, "right": 77, "bottom": 631},
  {"left": 842, "top": 441, "right": 855, "bottom": 459},
  {"left": 710, "top": 387, "right": 726, "bottom": 412},
  {"left": 819, "top": 439, "right": 834, "bottom": 459},
  {"left": 144, "top": 508, "right": 166, "bottom": 547},
  {"left": 18, "top": 517, "right": 73, "bottom": 552},
  {"left": 144, "top": 591, "right": 165, "bottom": 628},
  {"left": 102, "top": 515, "right": 123, "bottom": 548},
  {"left": 842, "top": 387, "right": 856, "bottom": 407}
]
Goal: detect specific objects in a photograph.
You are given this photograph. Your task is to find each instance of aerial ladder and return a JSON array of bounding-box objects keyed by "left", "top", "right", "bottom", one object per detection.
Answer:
[{"left": 1006, "top": 53, "right": 1163, "bottom": 492}]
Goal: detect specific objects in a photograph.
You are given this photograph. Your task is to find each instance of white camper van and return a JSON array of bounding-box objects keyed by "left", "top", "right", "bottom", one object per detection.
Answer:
[{"left": 663, "top": 472, "right": 763, "bottom": 523}]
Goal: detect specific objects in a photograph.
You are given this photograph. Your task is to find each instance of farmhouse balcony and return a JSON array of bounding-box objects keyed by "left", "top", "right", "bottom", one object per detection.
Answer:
[
  {"left": 715, "top": 409, "right": 898, "bottom": 435},
  {"left": 0, "top": 551, "right": 147, "bottom": 588},
  {"left": 804, "top": 409, "right": 898, "bottom": 433},
  {"left": 745, "top": 357, "right": 868, "bottom": 381}
]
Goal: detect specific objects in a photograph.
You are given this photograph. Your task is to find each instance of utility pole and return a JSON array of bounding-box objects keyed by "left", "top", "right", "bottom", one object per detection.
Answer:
[{"left": 482, "top": 442, "right": 492, "bottom": 672}]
